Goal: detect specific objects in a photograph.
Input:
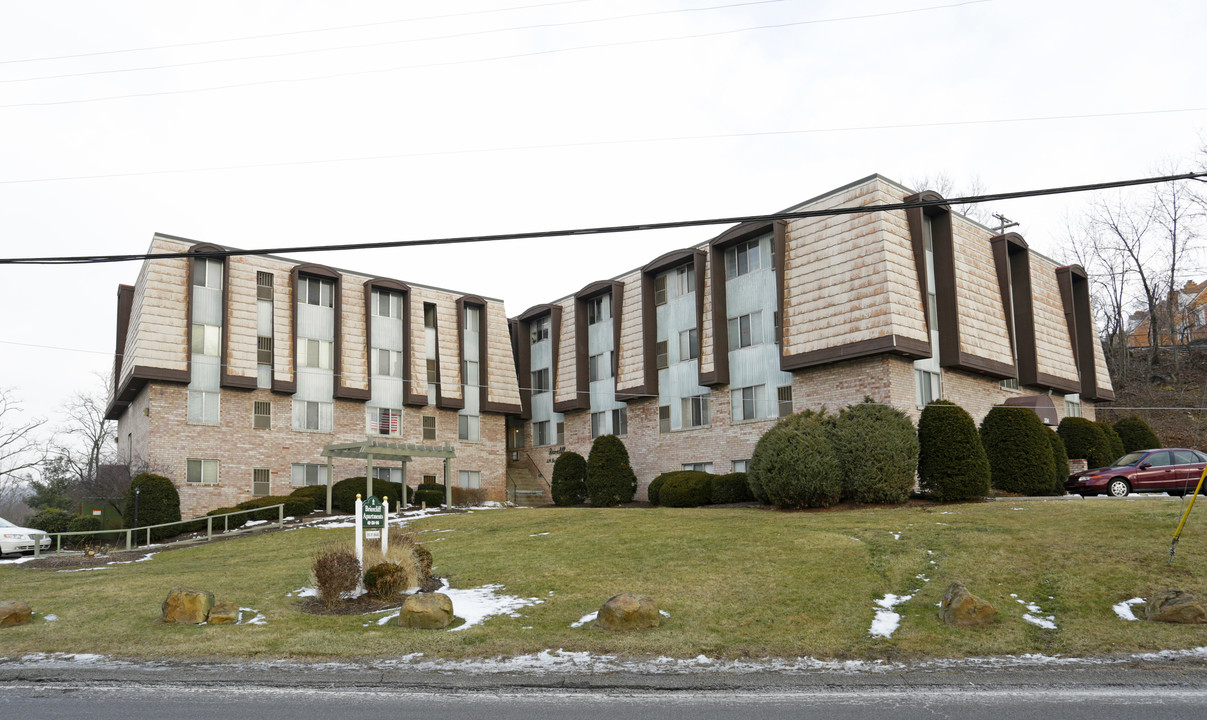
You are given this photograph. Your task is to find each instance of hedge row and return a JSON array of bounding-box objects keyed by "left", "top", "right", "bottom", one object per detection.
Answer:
[{"left": 646, "top": 471, "right": 752, "bottom": 508}]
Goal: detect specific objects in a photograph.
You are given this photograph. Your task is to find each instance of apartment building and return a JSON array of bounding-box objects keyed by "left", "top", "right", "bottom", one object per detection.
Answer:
[
  {"left": 105, "top": 235, "right": 520, "bottom": 518},
  {"left": 508, "top": 174, "right": 1113, "bottom": 497}
]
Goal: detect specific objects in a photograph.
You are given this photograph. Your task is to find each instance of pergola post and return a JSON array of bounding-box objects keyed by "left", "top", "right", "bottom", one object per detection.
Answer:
[
  {"left": 443, "top": 456, "right": 451, "bottom": 508},
  {"left": 325, "top": 456, "right": 333, "bottom": 514},
  {"left": 400, "top": 461, "right": 408, "bottom": 509},
  {"left": 366, "top": 454, "right": 375, "bottom": 499}
]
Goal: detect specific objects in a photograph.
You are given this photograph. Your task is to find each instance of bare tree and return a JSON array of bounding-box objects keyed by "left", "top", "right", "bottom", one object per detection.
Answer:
[
  {"left": 0, "top": 472, "right": 32, "bottom": 520},
  {"left": 1060, "top": 216, "right": 1133, "bottom": 380},
  {"left": 0, "top": 388, "right": 44, "bottom": 490},
  {"left": 907, "top": 172, "right": 992, "bottom": 224},
  {"left": 48, "top": 379, "right": 129, "bottom": 512}
]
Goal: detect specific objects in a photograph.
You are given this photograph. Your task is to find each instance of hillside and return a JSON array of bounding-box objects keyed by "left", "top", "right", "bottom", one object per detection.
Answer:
[{"left": 1098, "top": 351, "right": 1207, "bottom": 449}]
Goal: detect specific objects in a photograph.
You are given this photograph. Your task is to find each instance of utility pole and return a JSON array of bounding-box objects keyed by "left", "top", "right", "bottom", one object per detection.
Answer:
[{"left": 991, "top": 213, "right": 1019, "bottom": 236}]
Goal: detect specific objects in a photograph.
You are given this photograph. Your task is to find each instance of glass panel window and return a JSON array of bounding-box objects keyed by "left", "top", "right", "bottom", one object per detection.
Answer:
[
  {"left": 459, "top": 414, "right": 480, "bottom": 441},
  {"left": 725, "top": 238, "right": 763, "bottom": 280},
  {"left": 654, "top": 275, "right": 667, "bottom": 306},
  {"left": 301, "top": 277, "right": 334, "bottom": 307},
  {"left": 192, "top": 258, "right": 222, "bottom": 289},
  {"left": 290, "top": 463, "right": 329, "bottom": 487},
  {"left": 676, "top": 264, "right": 694, "bottom": 296},
  {"left": 589, "top": 352, "right": 610, "bottom": 382},
  {"left": 464, "top": 360, "right": 479, "bottom": 388},
  {"left": 191, "top": 324, "right": 221, "bottom": 356},
  {"left": 533, "top": 420, "right": 550, "bottom": 446},
  {"left": 1065, "top": 393, "right": 1081, "bottom": 418},
  {"left": 252, "top": 468, "right": 270, "bottom": 497},
  {"left": 1000, "top": 377, "right": 1020, "bottom": 391},
  {"left": 424, "top": 303, "right": 437, "bottom": 328},
  {"left": 681, "top": 394, "right": 710, "bottom": 428},
  {"left": 465, "top": 305, "right": 480, "bottom": 330},
  {"left": 587, "top": 295, "right": 610, "bottom": 325},
  {"left": 375, "top": 349, "right": 402, "bottom": 377},
  {"left": 186, "top": 458, "right": 219, "bottom": 484},
  {"left": 655, "top": 341, "right": 668, "bottom": 370},
  {"left": 777, "top": 385, "right": 793, "bottom": 417},
  {"left": 731, "top": 385, "right": 765, "bottom": 422},
  {"left": 422, "top": 415, "right": 436, "bottom": 440},
  {"left": 253, "top": 401, "right": 271, "bottom": 429},
  {"left": 591, "top": 411, "right": 605, "bottom": 439},
  {"left": 916, "top": 369, "right": 942, "bottom": 406},
  {"left": 530, "top": 316, "right": 550, "bottom": 343},
  {"left": 458, "top": 470, "right": 481, "bottom": 489},
  {"left": 732, "top": 459, "right": 749, "bottom": 473},
  {"left": 368, "top": 407, "right": 402, "bottom": 436},
  {"left": 727, "top": 312, "right": 764, "bottom": 351},
  {"left": 373, "top": 289, "right": 401, "bottom": 318},
  {"left": 531, "top": 368, "right": 550, "bottom": 394},
  {"left": 679, "top": 328, "right": 699, "bottom": 362},
  {"left": 682, "top": 462, "right": 714, "bottom": 473},
  {"left": 300, "top": 339, "right": 333, "bottom": 370},
  {"left": 294, "top": 399, "right": 332, "bottom": 431},
  {"left": 556, "top": 421, "right": 565, "bottom": 445},
  {"left": 612, "top": 407, "right": 627, "bottom": 437},
  {"left": 187, "top": 390, "right": 219, "bottom": 425},
  {"left": 659, "top": 405, "right": 671, "bottom": 433}
]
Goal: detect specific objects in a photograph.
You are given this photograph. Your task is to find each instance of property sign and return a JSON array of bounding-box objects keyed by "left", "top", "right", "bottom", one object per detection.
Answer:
[{"left": 363, "top": 495, "right": 385, "bottom": 529}]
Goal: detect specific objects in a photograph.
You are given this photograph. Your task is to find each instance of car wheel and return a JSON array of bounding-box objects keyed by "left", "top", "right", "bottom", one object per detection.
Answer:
[{"left": 1107, "top": 479, "right": 1131, "bottom": 497}]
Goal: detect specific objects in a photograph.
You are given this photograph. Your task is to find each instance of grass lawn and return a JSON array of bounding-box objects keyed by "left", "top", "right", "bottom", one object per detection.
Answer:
[{"left": 2, "top": 499, "right": 1206, "bottom": 662}]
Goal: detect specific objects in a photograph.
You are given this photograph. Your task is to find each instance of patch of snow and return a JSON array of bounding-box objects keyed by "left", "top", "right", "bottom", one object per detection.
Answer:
[
  {"left": 935, "top": 522, "right": 949, "bottom": 526},
  {"left": 291, "top": 586, "right": 317, "bottom": 598},
  {"left": 1113, "top": 597, "right": 1146, "bottom": 621},
  {"left": 869, "top": 593, "right": 914, "bottom": 638},
  {"left": 435, "top": 579, "right": 544, "bottom": 631},
  {"left": 376, "top": 612, "right": 400, "bottom": 626},
  {"left": 889, "top": 532, "right": 901, "bottom": 540},
  {"left": 0, "top": 555, "right": 41, "bottom": 565},
  {"left": 244, "top": 520, "right": 269, "bottom": 527},
  {"left": 42, "top": 614, "right": 58, "bottom": 622},
  {"left": 56, "top": 566, "right": 112, "bottom": 573},
  {"left": 238, "top": 607, "right": 267, "bottom": 625},
  {"left": 660, "top": 610, "right": 671, "bottom": 617},
  {"left": 530, "top": 532, "right": 551, "bottom": 537},
  {"left": 570, "top": 611, "right": 597, "bottom": 628},
  {"left": 1014, "top": 596, "right": 1058, "bottom": 629},
  {"left": 939, "top": 511, "right": 955, "bottom": 515},
  {"left": 1012, "top": 507, "right": 1025, "bottom": 510}
]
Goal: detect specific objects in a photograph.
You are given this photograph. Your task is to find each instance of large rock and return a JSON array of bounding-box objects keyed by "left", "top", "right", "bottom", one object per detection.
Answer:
[
  {"left": 161, "top": 587, "right": 215, "bottom": 625},
  {"left": 939, "top": 582, "right": 998, "bottom": 627},
  {"left": 398, "top": 592, "right": 454, "bottom": 629},
  {"left": 0, "top": 600, "right": 33, "bottom": 628},
  {"left": 1145, "top": 589, "right": 1207, "bottom": 624},
  {"left": 207, "top": 602, "right": 241, "bottom": 625},
  {"left": 595, "top": 593, "right": 660, "bottom": 631}
]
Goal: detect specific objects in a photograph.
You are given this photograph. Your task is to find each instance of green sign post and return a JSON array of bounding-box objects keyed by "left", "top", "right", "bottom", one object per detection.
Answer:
[{"left": 363, "top": 495, "right": 385, "bottom": 533}]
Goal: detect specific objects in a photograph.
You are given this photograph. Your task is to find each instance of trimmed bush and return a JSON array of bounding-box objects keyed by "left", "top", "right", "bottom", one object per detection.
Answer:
[
  {"left": 1113, "top": 416, "right": 1162, "bottom": 453},
  {"left": 550, "top": 451, "right": 588, "bottom": 506},
  {"left": 647, "top": 474, "right": 669, "bottom": 506},
  {"left": 917, "top": 400, "right": 991, "bottom": 501},
  {"left": 980, "top": 406, "right": 1057, "bottom": 496},
  {"left": 205, "top": 507, "right": 248, "bottom": 530},
  {"left": 829, "top": 400, "right": 919, "bottom": 505},
  {"left": 235, "top": 495, "right": 315, "bottom": 521},
  {"left": 289, "top": 484, "right": 329, "bottom": 509},
  {"left": 658, "top": 472, "right": 714, "bottom": 508},
  {"left": 711, "top": 472, "right": 753, "bottom": 504},
  {"left": 749, "top": 411, "right": 843, "bottom": 509},
  {"left": 363, "top": 562, "right": 408, "bottom": 599},
  {"left": 1045, "top": 426, "right": 1071, "bottom": 495},
  {"left": 1095, "top": 421, "right": 1126, "bottom": 463},
  {"left": 1058, "top": 417, "right": 1114, "bottom": 468},
  {"left": 413, "top": 482, "right": 446, "bottom": 507},
  {"left": 64, "top": 515, "right": 105, "bottom": 548},
  {"left": 330, "top": 477, "right": 409, "bottom": 514},
  {"left": 24, "top": 507, "right": 73, "bottom": 534},
  {"left": 585, "top": 435, "right": 638, "bottom": 507},
  {"left": 122, "top": 473, "right": 181, "bottom": 541},
  {"left": 311, "top": 543, "right": 361, "bottom": 608}
]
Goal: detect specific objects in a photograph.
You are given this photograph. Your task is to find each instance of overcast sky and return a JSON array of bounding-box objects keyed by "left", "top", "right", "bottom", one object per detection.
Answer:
[{"left": 1, "top": 0, "right": 1204, "bottom": 444}]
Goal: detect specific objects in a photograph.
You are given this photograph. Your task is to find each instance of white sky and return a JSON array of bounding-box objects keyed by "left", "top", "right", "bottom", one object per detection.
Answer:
[{"left": 1, "top": 0, "right": 1204, "bottom": 439}]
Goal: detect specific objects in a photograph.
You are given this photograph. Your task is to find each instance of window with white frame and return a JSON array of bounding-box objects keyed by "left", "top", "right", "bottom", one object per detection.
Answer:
[
  {"left": 654, "top": 275, "right": 668, "bottom": 306},
  {"left": 426, "top": 359, "right": 438, "bottom": 404},
  {"left": 424, "top": 303, "right": 437, "bottom": 328},
  {"left": 725, "top": 237, "right": 764, "bottom": 279},
  {"left": 530, "top": 315, "right": 550, "bottom": 343},
  {"left": 731, "top": 385, "right": 766, "bottom": 421},
  {"left": 533, "top": 420, "right": 551, "bottom": 446},
  {"left": 682, "top": 462, "right": 714, "bottom": 473},
  {"left": 612, "top": 407, "right": 627, "bottom": 436},
  {"left": 1000, "top": 377, "right": 1020, "bottom": 391},
  {"left": 655, "top": 340, "right": 668, "bottom": 369},
  {"left": 192, "top": 258, "right": 222, "bottom": 289},
  {"left": 676, "top": 264, "right": 694, "bottom": 296},
  {"left": 373, "top": 349, "right": 402, "bottom": 377},
  {"left": 586, "top": 295, "right": 610, "bottom": 325},
  {"left": 682, "top": 393, "right": 710, "bottom": 428},
  {"left": 459, "top": 414, "right": 480, "bottom": 441},
  {"left": 190, "top": 324, "right": 221, "bottom": 356},
  {"left": 293, "top": 399, "right": 332, "bottom": 431},
  {"left": 590, "top": 411, "right": 605, "bottom": 439},
  {"left": 458, "top": 470, "right": 481, "bottom": 489},
  {"left": 291, "top": 463, "right": 329, "bottom": 487},
  {"left": 186, "top": 458, "right": 219, "bottom": 484},
  {"left": 916, "top": 368, "right": 941, "bottom": 406},
  {"left": 464, "top": 359, "right": 479, "bottom": 389},
  {"left": 373, "top": 289, "right": 402, "bottom": 318},
  {"left": 252, "top": 468, "right": 270, "bottom": 497},
  {"left": 368, "top": 407, "right": 402, "bottom": 436},
  {"left": 530, "top": 368, "right": 550, "bottom": 394},
  {"left": 728, "top": 312, "right": 764, "bottom": 350},
  {"left": 777, "top": 385, "right": 793, "bottom": 417},
  {"left": 187, "top": 390, "right": 219, "bottom": 425},
  {"left": 732, "top": 459, "right": 749, "bottom": 473},
  {"left": 679, "top": 328, "right": 698, "bottom": 362},
  {"left": 1065, "top": 393, "right": 1082, "bottom": 418},
  {"left": 299, "top": 276, "right": 334, "bottom": 307},
  {"left": 658, "top": 405, "right": 671, "bottom": 433},
  {"left": 299, "top": 339, "right": 334, "bottom": 370},
  {"left": 589, "top": 352, "right": 611, "bottom": 382}
]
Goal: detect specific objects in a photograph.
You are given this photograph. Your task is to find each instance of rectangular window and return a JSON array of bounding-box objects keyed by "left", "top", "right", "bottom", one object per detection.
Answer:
[
  {"left": 777, "top": 385, "right": 793, "bottom": 417},
  {"left": 659, "top": 405, "right": 671, "bottom": 433},
  {"left": 679, "top": 328, "right": 699, "bottom": 362},
  {"left": 300, "top": 277, "right": 334, "bottom": 307},
  {"left": 290, "top": 463, "right": 329, "bottom": 487},
  {"left": 681, "top": 394, "right": 710, "bottom": 428},
  {"left": 257, "top": 336, "right": 273, "bottom": 365},
  {"left": 612, "top": 407, "right": 627, "bottom": 437},
  {"left": 299, "top": 339, "right": 333, "bottom": 370},
  {"left": 731, "top": 385, "right": 765, "bottom": 422},
  {"left": 187, "top": 390, "right": 219, "bottom": 425},
  {"left": 427, "top": 358, "right": 438, "bottom": 403},
  {"left": 293, "top": 399, "right": 331, "bottom": 431},
  {"left": 676, "top": 264, "right": 694, "bottom": 296},
  {"left": 465, "top": 305, "right": 480, "bottom": 329},
  {"left": 732, "top": 459, "right": 749, "bottom": 473},
  {"left": 916, "top": 369, "right": 942, "bottom": 406},
  {"left": 530, "top": 368, "right": 550, "bottom": 394},
  {"left": 256, "top": 271, "right": 273, "bottom": 301},
  {"left": 422, "top": 415, "right": 436, "bottom": 441},
  {"left": 374, "top": 348, "right": 402, "bottom": 377},
  {"left": 727, "top": 311, "right": 764, "bottom": 351},
  {"left": 424, "top": 303, "right": 437, "bottom": 328},
  {"left": 459, "top": 414, "right": 480, "bottom": 441},
  {"left": 1065, "top": 393, "right": 1082, "bottom": 418},
  {"left": 589, "top": 352, "right": 611, "bottom": 382},
  {"left": 1000, "top": 377, "right": 1020, "bottom": 391},
  {"left": 591, "top": 411, "right": 605, "bottom": 439},
  {"left": 725, "top": 238, "right": 763, "bottom": 280},
  {"left": 654, "top": 274, "right": 668, "bottom": 306},
  {"left": 423, "top": 474, "right": 437, "bottom": 484},
  {"left": 369, "top": 407, "right": 402, "bottom": 436},
  {"left": 252, "top": 468, "right": 270, "bottom": 497},
  {"left": 530, "top": 316, "right": 550, "bottom": 343},
  {"left": 373, "top": 289, "right": 402, "bottom": 318},
  {"left": 655, "top": 340, "right": 668, "bottom": 370},
  {"left": 186, "top": 458, "right": 219, "bottom": 485},
  {"left": 192, "top": 258, "right": 222, "bottom": 289},
  {"left": 464, "top": 359, "right": 479, "bottom": 388},
  {"left": 586, "top": 295, "right": 610, "bottom": 325},
  {"left": 190, "top": 324, "right": 221, "bottom": 356},
  {"left": 556, "top": 421, "right": 565, "bottom": 445},
  {"left": 682, "top": 462, "right": 714, "bottom": 473},
  {"left": 253, "top": 400, "right": 271, "bottom": 429},
  {"left": 533, "top": 420, "right": 550, "bottom": 446},
  {"left": 458, "top": 470, "right": 481, "bottom": 489}
]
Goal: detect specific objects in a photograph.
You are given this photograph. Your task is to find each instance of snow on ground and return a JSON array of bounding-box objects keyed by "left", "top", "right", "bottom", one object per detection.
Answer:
[
  {"left": 1113, "top": 597, "right": 1146, "bottom": 621},
  {"left": 238, "top": 608, "right": 267, "bottom": 625},
  {"left": 889, "top": 532, "right": 900, "bottom": 540},
  {"left": 869, "top": 593, "right": 915, "bottom": 638},
  {"left": 1011, "top": 593, "right": 1058, "bottom": 629},
  {"left": 56, "top": 566, "right": 112, "bottom": 573},
  {"left": 570, "top": 611, "right": 597, "bottom": 628},
  {"left": 530, "top": 532, "right": 550, "bottom": 537},
  {"left": 42, "top": 614, "right": 58, "bottom": 622}
]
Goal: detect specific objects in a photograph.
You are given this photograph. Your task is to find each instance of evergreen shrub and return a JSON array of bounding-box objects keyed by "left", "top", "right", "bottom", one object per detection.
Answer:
[
  {"left": 585, "top": 434, "right": 638, "bottom": 507},
  {"left": 1095, "top": 421, "right": 1126, "bottom": 462},
  {"left": 235, "top": 495, "right": 315, "bottom": 521},
  {"left": 330, "top": 477, "right": 409, "bottom": 514},
  {"left": 413, "top": 482, "right": 446, "bottom": 507},
  {"left": 829, "top": 400, "right": 918, "bottom": 504},
  {"left": 363, "top": 562, "right": 407, "bottom": 599},
  {"left": 1113, "top": 416, "right": 1161, "bottom": 453},
  {"left": 1045, "top": 426, "right": 1071, "bottom": 495},
  {"left": 550, "top": 451, "right": 587, "bottom": 506},
  {"left": 979, "top": 406, "right": 1057, "bottom": 496},
  {"left": 711, "top": 472, "right": 753, "bottom": 504},
  {"left": 917, "top": 400, "right": 991, "bottom": 501},
  {"left": 122, "top": 473, "right": 181, "bottom": 541},
  {"left": 289, "top": 484, "right": 329, "bottom": 508},
  {"left": 1058, "top": 417, "right": 1114, "bottom": 468},
  {"left": 748, "top": 411, "right": 843, "bottom": 509},
  {"left": 205, "top": 507, "right": 248, "bottom": 530},
  {"left": 65, "top": 515, "right": 104, "bottom": 548},
  {"left": 24, "top": 507, "right": 73, "bottom": 534},
  {"left": 658, "top": 472, "right": 714, "bottom": 507}
]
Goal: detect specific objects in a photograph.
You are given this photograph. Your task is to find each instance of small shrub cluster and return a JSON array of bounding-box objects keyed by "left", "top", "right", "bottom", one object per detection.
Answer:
[
  {"left": 311, "top": 543, "right": 361, "bottom": 608},
  {"left": 450, "top": 486, "right": 487, "bottom": 507},
  {"left": 413, "top": 482, "right": 446, "bottom": 507},
  {"left": 749, "top": 411, "right": 843, "bottom": 509},
  {"left": 551, "top": 451, "right": 587, "bottom": 506},
  {"left": 657, "top": 472, "right": 714, "bottom": 508},
  {"left": 916, "top": 400, "right": 991, "bottom": 501},
  {"left": 1058, "top": 417, "right": 1115, "bottom": 468},
  {"left": 1113, "top": 416, "right": 1161, "bottom": 453},
  {"left": 122, "top": 473, "right": 181, "bottom": 541},
  {"left": 1095, "top": 421, "right": 1127, "bottom": 462},
  {"left": 289, "top": 484, "right": 329, "bottom": 508},
  {"left": 1046, "top": 426, "right": 1071, "bottom": 493},
  {"left": 23, "top": 507, "right": 74, "bottom": 534},
  {"left": 363, "top": 528, "right": 428, "bottom": 589},
  {"left": 710, "top": 472, "right": 752, "bottom": 504},
  {"left": 979, "top": 406, "right": 1059, "bottom": 496},
  {"left": 830, "top": 401, "right": 919, "bottom": 504},
  {"left": 330, "top": 477, "right": 410, "bottom": 514},
  {"left": 585, "top": 435, "right": 637, "bottom": 507},
  {"left": 235, "top": 495, "right": 315, "bottom": 521},
  {"left": 363, "top": 562, "right": 408, "bottom": 599}
]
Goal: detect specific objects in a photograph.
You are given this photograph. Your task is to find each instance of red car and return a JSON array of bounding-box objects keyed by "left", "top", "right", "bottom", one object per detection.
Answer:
[{"left": 1066, "top": 448, "right": 1207, "bottom": 497}]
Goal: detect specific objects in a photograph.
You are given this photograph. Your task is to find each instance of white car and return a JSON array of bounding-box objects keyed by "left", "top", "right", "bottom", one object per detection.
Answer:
[{"left": 0, "top": 517, "right": 51, "bottom": 555}]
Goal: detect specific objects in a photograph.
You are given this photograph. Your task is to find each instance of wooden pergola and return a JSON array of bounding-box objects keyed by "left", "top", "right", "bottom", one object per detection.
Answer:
[{"left": 319, "top": 439, "right": 457, "bottom": 513}]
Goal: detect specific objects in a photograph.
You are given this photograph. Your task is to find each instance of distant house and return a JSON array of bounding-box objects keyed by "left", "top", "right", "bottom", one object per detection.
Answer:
[{"left": 1126, "top": 280, "right": 1207, "bottom": 349}]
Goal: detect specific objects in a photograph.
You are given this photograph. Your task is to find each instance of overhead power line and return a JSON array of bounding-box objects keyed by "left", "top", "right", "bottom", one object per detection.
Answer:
[{"left": 1, "top": 170, "right": 1203, "bottom": 267}]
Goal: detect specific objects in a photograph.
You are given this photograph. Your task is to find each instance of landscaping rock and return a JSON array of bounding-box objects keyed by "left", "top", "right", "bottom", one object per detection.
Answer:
[
  {"left": 595, "top": 593, "right": 660, "bottom": 631},
  {"left": 398, "top": 592, "right": 453, "bottom": 629},
  {"left": 0, "top": 600, "right": 33, "bottom": 628},
  {"left": 939, "top": 582, "right": 998, "bottom": 627},
  {"left": 1144, "top": 589, "right": 1207, "bottom": 624},
  {"left": 207, "top": 602, "right": 240, "bottom": 625},
  {"left": 161, "top": 587, "right": 215, "bottom": 624}
]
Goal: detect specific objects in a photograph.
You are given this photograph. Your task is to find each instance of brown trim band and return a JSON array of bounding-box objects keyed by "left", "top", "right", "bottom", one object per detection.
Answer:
[
  {"left": 104, "top": 365, "right": 191, "bottom": 420},
  {"left": 111, "top": 284, "right": 135, "bottom": 406},
  {"left": 781, "top": 334, "right": 932, "bottom": 371}
]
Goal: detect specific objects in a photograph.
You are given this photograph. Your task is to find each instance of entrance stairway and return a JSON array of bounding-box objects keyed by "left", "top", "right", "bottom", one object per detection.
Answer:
[{"left": 507, "top": 467, "right": 551, "bottom": 507}]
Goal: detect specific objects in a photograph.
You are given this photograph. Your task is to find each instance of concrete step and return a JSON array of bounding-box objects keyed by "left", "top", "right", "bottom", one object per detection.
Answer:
[{"left": 507, "top": 468, "right": 551, "bottom": 507}]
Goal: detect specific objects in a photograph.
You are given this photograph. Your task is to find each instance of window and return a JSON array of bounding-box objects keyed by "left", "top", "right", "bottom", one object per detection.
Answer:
[
  {"left": 732, "top": 459, "right": 749, "bottom": 473},
  {"left": 253, "top": 401, "right": 271, "bottom": 429},
  {"left": 299, "top": 339, "right": 333, "bottom": 370},
  {"left": 676, "top": 264, "right": 694, "bottom": 296},
  {"left": 727, "top": 312, "right": 764, "bottom": 351},
  {"left": 659, "top": 405, "right": 671, "bottom": 433},
  {"left": 423, "top": 474, "right": 437, "bottom": 484},
  {"left": 369, "top": 407, "right": 401, "bottom": 436},
  {"left": 465, "top": 305, "right": 480, "bottom": 329},
  {"left": 531, "top": 368, "right": 550, "bottom": 394},
  {"left": 190, "top": 324, "right": 220, "bottom": 356},
  {"left": 589, "top": 352, "right": 611, "bottom": 382},
  {"left": 1065, "top": 393, "right": 1082, "bottom": 418},
  {"left": 612, "top": 407, "right": 627, "bottom": 436},
  {"left": 192, "top": 258, "right": 222, "bottom": 289},
  {"left": 291, "top": 463, "right": 329, "bottom": 487},
  {"left": 252, "top": 468, "right": 270, "bottom": 497},
  {"left": 186, "top": 458, "right": 219, "bottom": 484},
  {"left": 530, "top": 316, "right": 550, "bottom": 343},
  {"left": 1000, "top": 377, "right": 1020, "bottom": 391},
  {"left": 294, "top": 399, "right": 332, "bottom": 431},
  {"left": 777, "top": 385, "right": 793, "bottom": 417},
  {"left": 422, "top": 415, "right": 436, "bottom": 440},
  {"left": 464, "top": 359, "right": 479, "bottom": 388},
  {"left": 591, "top": 411, "right": 605, "bottom": 439},
  {"left": 586, "top": 295, "right": 610, "bottom": 325},
  {"left": 731, "top": 385, "right": 765, "bottom": 422},
  {"left": 725, "top": 237, "right": 763, "bottom": 279},
  {"left": 654, "top": 274, "right": 668, "bottom": 306},
  {"left": 458, "top": 470, "right": 481, "bottom": 489},
  {"left": 187, "top": 390, "right": 219, "bottom": 425},
  {"left": 374, "top": 349, "right": 402, "bottom": 377},
  {"left": 556, "top": 421, "right": 565, "bottom": 445},
  {"left": 682, "top": 394, "right": 709, "bottom": 428},
  {"left": 682, "top": 462, "right": 714, "bottom": 473},
  {"left": 300, "top": 277, "right": 334, "bottom": 307},
  {"left": 424, "top": 303, "right": 437, "bottom": 328},
  {"left": 916, "top": 369, "right": 941, "bottom": 406},
  {"left": 533, "top": 420, "right": 551, "bottom": 446},
  {"left": 655, "top": 340, "right": 668, "bottom": 370},
  {"left": 373, "top": 289, "right": 402, "bottom": 318},
  {"left": 459, "top": 414, "right": 480, "bottom": 441},
  {"left": 679, "top": 328, "right": 698, "bottom": 362},
  {"left": 256, "top": 271, "right": 273, "bottom": 300},
  {"left": 427, "top": 358, "right": 438, "bottom": 403},
  {"left": 257, "top": 336, "right": 273, "bottom": 365}
]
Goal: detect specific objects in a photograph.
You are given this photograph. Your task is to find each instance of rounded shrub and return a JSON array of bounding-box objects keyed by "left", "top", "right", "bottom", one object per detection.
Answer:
[
  {"left": 123, "top": 473, "right": 181, "bottom": 541},
  {"left": 289, "top": 484, "right": 329, "bottom": 508},
  {"left": 711, "top": 472, "right": 753, "bottom": 504},
  {"left": 65, "top": 515, "right": 104, "bottom": 548},
  {"left": 748, "top": 411, "right": 842, "bottom": 509},
  {"left": 413, "top": 482, "right": 446, "bottom": 507},
  {"left": 205, "top": 506, "right": 248, "bottom": 530},
  {"left": 1095, "top": 421, "right": 1126, "bottom": 463},
  {"left": 646, "top": 473, "right": 670, "bottom": 506},
  {"left": 658, "top": 472, "right": 714, "bottom": 508},
  {"left": 1045, "top": 426, "right": 1071, "bottom": 495},
  {"left": 1113, "top": 416, "right": 1161, "bottom": 453},
  {"left": 363, "top": 562, "right": 407, "bottom": 599},
  {"left": 236, "top": 495, "right": 316, "bottom": 521},
  {"left": 1058, "top": 417, "right": 1114, "bottom": 468},
  {"left": 917, "top": 400, "right": 990, "bottom": 501},
  {"left": 829, "top": 400, "right": 919, "bottom": 504},
  {"left": 330, "top": 477, "right": 409, "bottom": 514},
  {"left": 550, "top": 451, "right": 587, "bottom": 506},
  {"left": 979, "top": 406, "right": 1057, "bottom": 496},
  {"left": 24, "top": 507, "right": 74, "bottom": 534},
  {"left": 585, "top": 434, "right": 638, "bottom": 507}
]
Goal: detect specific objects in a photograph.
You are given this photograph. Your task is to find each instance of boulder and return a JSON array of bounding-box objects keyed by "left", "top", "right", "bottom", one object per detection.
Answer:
[
  {"left": 161, "top": 587, "right": 215, "bottom": 625},
  {"left": 1144, "top": 589, "right": 1207, "bottom": 624},
  {"left": 0, "top": 600, "right": 33, "bottom": 628},
  {"left": 595, "top": 593, "right": 660, "bottom": 631},
  {"left": 398, "top": 592, "right": 454, "bottom": 629},
  {"left": 939, "top": 582, "right": 998, "bottom": 627},
  {"left": 207, "top": 602, "right": 241, "bottom": 625}
]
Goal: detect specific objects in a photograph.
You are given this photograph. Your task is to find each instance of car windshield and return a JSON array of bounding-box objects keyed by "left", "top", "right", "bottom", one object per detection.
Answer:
[
  {"left": 1111, "top": 452, "right": 1147, "bottom": 468},
  {"left": 0, "top": 517, "right": 15, "bottom": 528}
]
